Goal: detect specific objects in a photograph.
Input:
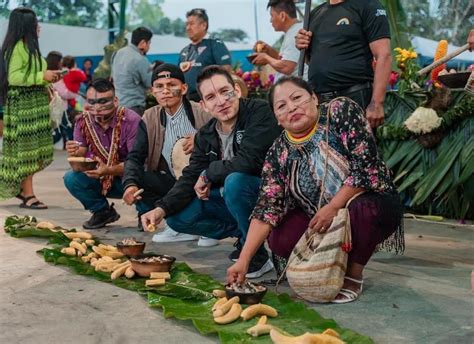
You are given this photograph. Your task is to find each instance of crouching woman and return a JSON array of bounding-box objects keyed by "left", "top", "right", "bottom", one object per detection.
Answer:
[{"left": 227, "top": 77, "right": 404, "bottom": 303}]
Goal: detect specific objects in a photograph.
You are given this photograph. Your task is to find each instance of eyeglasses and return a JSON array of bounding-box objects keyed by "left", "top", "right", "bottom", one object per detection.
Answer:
[{"left": 274, "top": 95, "right": 312, "bottom": 118}]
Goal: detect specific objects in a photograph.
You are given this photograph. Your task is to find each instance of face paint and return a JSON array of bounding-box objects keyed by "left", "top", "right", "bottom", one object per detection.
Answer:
[
  {"left": 170, "top": 89, "right": 182, "bottom": 97},
  {"left": 87, "top": 91, "right": 116, "bottom": 124}
]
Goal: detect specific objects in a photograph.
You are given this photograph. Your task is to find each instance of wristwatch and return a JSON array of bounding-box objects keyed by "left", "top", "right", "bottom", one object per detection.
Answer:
[{"left": 199, "top": 170, "right": 209, "bottom": 184}]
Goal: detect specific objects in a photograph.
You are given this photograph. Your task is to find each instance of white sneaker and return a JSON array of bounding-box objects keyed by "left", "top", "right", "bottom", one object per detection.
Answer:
[
  {"left": 197, "top": 237, "right": 219, "bottom": 247},
  {"left": 152, "top": 226, "right": 199, "bottom": 243},
  {"left": 246, "top": 259, "right": 274, "bottom": 279}
]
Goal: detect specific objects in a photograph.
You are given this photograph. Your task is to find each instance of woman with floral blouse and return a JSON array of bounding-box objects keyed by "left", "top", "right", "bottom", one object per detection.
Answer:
[{"left": 227, "top": 76, "right": 404, "bottom": 303}]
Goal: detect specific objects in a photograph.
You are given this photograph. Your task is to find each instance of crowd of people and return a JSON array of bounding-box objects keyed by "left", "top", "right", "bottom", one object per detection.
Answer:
[{"left": 1, "top": 1, "right": 473, "bottom": 304}]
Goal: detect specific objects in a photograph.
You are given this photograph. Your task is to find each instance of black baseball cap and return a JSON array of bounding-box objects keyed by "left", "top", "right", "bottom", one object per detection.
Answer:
[{"left": 152, "top": 63, "right": 186, "bottom": 84}]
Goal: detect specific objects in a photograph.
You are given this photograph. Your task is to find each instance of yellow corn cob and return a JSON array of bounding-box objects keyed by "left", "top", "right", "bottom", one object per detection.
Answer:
[{"left": 431, "top": 40, "right": 448, "bottom": 82}]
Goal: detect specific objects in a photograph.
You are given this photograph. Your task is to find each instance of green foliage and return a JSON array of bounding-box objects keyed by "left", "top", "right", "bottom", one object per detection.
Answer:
[
  {"left": 19, "top": 0, "right": 103, "bottom": 28},
  {"left": 380, "top": 91, "right": 474, "bottom": 219},
  {"left": 210, "top": 29, "right": 249, "bottom": 43},
  {"left": 171, "top": 18, "right": 186, "bottom": 37},
  {"left": 400, "top": 0, "right": 473, "bottom": 46}
]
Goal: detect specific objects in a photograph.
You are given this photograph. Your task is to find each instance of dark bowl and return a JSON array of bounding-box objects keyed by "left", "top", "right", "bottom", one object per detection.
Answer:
[
  {"left": 116, "top": 241, "right": 145, "bottom": 258},
  {"left": 225, "top": 283, "right": 267, "bottom": 305},
  {"left": 438, "top": 72, "right": 470, "bottom": 89},
  {"left": 246, "top": 53, "right": 257, "bottom": 64},
  {"left": 67, "top": 158, "right": 97, "bottom": 172},
  {"left": 130, "top": 254, "right": 175, "bottom": 277}
]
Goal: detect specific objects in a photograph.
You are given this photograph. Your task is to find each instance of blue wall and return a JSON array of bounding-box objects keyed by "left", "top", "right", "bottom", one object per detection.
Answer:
[{"left": 74, "top": 50, "right": 255, "bottom": 74}]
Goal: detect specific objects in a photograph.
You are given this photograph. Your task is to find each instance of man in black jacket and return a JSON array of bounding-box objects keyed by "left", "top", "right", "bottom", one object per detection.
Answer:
[
  {"left": 122, "top": 64, "right": 212, "bottom": 244},
  {"left": 141, "top": 66, "right": 281, "bottom": 278}
]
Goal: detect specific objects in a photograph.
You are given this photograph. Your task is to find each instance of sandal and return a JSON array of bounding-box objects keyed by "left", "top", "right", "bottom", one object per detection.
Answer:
[
  {"left": 19, "top": 195, "right": 48, "bottom": 210},
  {"left": 15, "top": 193, "right": 26, "bottom": 202},
  {"left": 331, "top": 276, "right": 363, "bottom": 304}
]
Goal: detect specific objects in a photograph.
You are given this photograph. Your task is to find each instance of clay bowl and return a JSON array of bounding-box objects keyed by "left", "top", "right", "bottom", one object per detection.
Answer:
[
  {"left": 225, "top": 283, "right": 267, "bottom": 305},
  {"left": 67, "top": 157, "right": 97, "bottom": 172},
  {"left": 438, "top": 72, "right": 470, "bottom": 89},
  {"left": 246, "top": 53, "right": 257, "bottom": 64},
  {"left": 116, "top": 241, "right": 145, "bottom": 258},
  {"left": 130, "top": 254, "right": 175, "bottom": 277}
]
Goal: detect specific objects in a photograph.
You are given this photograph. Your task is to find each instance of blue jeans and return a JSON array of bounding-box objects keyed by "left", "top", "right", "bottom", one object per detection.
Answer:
[
  {"left": 64, "top": 170, "right": 124, "bottom": 213},
  {"left": 167, "top": 172, "right": 261, "bottom": 245}
]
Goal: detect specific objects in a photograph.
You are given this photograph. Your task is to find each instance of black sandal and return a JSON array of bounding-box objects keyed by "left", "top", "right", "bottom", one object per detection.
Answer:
[{"left": 19, "top": 195, "right": 48, "bottom": 209}]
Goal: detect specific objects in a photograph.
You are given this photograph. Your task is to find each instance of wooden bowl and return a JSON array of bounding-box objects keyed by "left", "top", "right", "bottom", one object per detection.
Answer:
[
  {"left": 116, "top": 241, "right": 145, "bottom": 258},
  {"left": 130, "top": 254, "right": 175, "bottom": 277},
  {"left": 225, "top": 283, "right": 267, "bottom": 305},
  {"left": 67, "top": 157, "right": 97, "bottom": 172},
  {"left": 438, "top": 72, "right": 470, "bottom": 89}
]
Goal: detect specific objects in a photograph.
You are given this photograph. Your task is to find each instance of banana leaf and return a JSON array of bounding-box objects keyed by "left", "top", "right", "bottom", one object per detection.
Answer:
[
  {"left": 148, "top": 293, "right": 372, "bottom": 344},
  {"left": 412, "top": 134, "right": 464, "bottom": 205},
  {"left": 39, "top": 246, "right": 372, "bottom": 343}
]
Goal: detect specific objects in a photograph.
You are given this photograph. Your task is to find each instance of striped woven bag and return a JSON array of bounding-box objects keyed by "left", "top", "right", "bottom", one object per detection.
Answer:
[{"left": 286, "top": 205, "right": 353, "bottom": 302}]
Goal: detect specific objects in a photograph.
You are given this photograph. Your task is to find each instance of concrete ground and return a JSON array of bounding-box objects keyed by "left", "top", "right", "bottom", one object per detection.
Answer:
[{"left": 0, "top": 151, "right": 473, "bottom": 344}]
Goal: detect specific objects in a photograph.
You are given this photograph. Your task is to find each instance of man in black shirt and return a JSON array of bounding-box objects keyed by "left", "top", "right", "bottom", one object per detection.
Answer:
[
  {"left": 296, "top": 0, "right": 391, "bottom": 128},
  {"left": 179, "top": 8, "right": 232, "bottom": 102},
  {"left": 141, "top": 66, "right": 282, "bottom": 279}
]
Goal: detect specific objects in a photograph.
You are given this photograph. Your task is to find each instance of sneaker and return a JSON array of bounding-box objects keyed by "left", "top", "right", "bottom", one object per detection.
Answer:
[
  {"left": 83, "top": 203, "right": 120, "bottom": 229},
  {"left": 246, "top": 258, "right": 274, "bottom": 279},
  {"left": 246, "top": 248, "right": 274, "bottom": 279},
  {"left": 197, "top": 237, "right": 219, "bottom": 247},
  {"left": 152, "top": 225, "right": 199, "bottom": 243},
  {"left": 228, "top": 239, "right": 242, "bottom": 262}
]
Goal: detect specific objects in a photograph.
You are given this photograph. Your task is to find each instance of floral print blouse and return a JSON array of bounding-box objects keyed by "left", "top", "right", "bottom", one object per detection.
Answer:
[{"left": 252, "top": 97, "right": 396, "bottom": 227}]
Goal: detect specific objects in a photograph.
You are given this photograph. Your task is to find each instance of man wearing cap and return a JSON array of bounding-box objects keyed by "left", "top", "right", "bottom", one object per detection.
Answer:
[
  {"left": 122, "top": 63, "right": 214, "bottom": 245},
  {"left": 179, "top": 8, "right": 232, "bottom": 102}
]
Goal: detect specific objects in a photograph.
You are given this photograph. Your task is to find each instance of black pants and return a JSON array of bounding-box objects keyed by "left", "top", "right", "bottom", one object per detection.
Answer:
[
  {"left": 136, "top": 170, "right": 176, "bottom": 214},
  {"left": 317, "top": 85, "right": 372, "bottom": 110}
]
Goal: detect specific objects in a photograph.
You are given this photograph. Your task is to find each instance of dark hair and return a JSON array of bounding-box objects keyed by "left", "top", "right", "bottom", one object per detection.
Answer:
[
  {"left": 131, "top": 27, "right": 153, "bottom": 46},
  {"left": 83, "top": 58, "right": 93, "bottom": 65},
  {"left": 46, "top": 51, "right": 62, "bottom": 70},
  {"left": 86, "top": 78, "right": 115, "bottom": 94},
  {"left": 0, "top": 7, "right": 42, "bottom": 104},
  {"left": 196, "top": 65, "right": 235, "bottom": 98},
  {"left": 267, "top": 0, "right": 297, "bottom": 19},
  {"left": 186, "top": 8, "right": 209, "bottom": 30},
  {"left": 62, "top": 55, "right": 75, "bottom": 69},
  {"left": 268, "top": 76, "right": 313, "bottom": 112}
]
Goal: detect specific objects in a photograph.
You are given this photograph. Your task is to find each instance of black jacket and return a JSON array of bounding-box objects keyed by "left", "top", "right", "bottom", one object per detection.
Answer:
[{"left": 155, "top": 97, "right": 282, "bottom": 216}]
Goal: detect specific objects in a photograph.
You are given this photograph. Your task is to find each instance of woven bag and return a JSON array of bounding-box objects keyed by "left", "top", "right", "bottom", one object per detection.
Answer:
[{"left": 286, "top": 204, "right": 354, "bottom": 302}]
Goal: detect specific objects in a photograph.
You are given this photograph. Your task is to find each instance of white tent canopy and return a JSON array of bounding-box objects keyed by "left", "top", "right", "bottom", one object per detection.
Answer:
[{"left": 411, "top": 36, "right": 474, "bottom": 66}]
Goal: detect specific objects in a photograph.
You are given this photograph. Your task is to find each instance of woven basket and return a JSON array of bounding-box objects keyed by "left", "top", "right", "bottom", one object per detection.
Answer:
[{"left": 417, "top": 130, "right": 445, "bottom": 149}]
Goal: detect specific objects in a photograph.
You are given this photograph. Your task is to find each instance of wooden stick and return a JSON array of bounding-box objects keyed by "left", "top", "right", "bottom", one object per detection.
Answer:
[
  {"left": 417, "top": 44, "right": 469, "bottom": 76},
  {"left": 297, "top": 0, "right": 312, "bottom": 77}
]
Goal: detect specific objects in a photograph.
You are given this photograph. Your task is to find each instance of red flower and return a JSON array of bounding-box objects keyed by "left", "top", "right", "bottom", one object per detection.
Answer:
[{"left": 389, "top": 71, "right": 399, "bottom": 89}]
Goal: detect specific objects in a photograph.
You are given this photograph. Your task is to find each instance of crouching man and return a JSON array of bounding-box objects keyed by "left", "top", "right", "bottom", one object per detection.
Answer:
[
  {"left": 64, "top": 78, "right": 141, "bottom": 229},
  {"left": 122, "top": 63, "right": 215, "bottom": 246},
  {"left": 141, "top": 66, "right": 281, "bottom": 278}
]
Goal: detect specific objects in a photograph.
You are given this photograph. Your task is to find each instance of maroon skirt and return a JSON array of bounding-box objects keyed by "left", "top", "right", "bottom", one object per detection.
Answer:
[{"left": 267, "top": 192, "right": 404, "bottom": 266}]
